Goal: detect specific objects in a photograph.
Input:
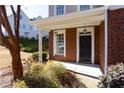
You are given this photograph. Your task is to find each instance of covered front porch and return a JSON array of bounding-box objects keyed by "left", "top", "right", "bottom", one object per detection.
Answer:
[{"left": 32, "top": 6, "right": 109, "bottom": 74}]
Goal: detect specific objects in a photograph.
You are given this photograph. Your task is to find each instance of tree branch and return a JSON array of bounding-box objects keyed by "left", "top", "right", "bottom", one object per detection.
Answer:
[
  {"left": 0, "top": 23, "right": 12, "bottom": 49},
  {"left": 0, "top": 24, "right": 4, "bottom": 42},
  {"left": 0, "top": 11, "right": 5, "bottom": 27},
  {"left": 10, "top": 5, "right": 21, "bottom": 50},
  {"left": 10, "top": 5, "right": 16, "bottom": 35},
  {"left": 16, "top": 5, "right": 21, "bottom": 47},
  {"left": 0, "top": 5, "right": 15, "bottom": 43},
  {"left": 10, "top": 5, "right": 16, "bottom": 18},
  {"left": 0, "top": 15, "right": 4, "bottom": 45}
]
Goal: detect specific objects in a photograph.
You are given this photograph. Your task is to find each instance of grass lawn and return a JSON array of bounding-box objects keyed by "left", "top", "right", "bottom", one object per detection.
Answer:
[
  {"left": 20, "top": 38, "right": 38, "bottom": 53},
  {"left": 20, "top": 37, "right": 48, "bottom": 53}
]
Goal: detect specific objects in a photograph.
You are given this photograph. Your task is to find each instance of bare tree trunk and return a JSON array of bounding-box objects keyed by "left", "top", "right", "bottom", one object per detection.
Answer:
[
  {"left": 0, "top": 5, "right": 23, "bottom": 80},
  {"left": 11, "top": 50, "right": 23, "bottom": 80},
  {"left": 1, "top": 37, "right": 23, "bottom": 80}
]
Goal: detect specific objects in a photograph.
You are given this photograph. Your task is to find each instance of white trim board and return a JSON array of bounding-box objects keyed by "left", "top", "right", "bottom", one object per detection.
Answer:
[{"left": 76, "top": 27, "right": 95, "bottom": 64}]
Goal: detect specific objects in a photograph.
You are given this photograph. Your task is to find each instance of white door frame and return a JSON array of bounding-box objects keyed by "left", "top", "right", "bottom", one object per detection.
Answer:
[{"left": 76, "top": 27, "right": 95, "bottom": 64}]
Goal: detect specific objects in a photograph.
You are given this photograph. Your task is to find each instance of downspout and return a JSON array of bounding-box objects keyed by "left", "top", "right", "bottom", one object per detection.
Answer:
[{"left": 104, "top": 6, "right": 109, "bottom": 74}]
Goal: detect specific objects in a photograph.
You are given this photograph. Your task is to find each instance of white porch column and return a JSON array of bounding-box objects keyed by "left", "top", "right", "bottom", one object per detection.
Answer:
[
  {"left": 39, "top": 30, "right": 43, "bottom": 62},
  {"left": 104, "top": 7, "right": 109, "bottom": 74}
]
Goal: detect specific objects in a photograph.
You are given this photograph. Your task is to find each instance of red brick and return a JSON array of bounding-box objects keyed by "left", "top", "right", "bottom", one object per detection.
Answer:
[{"left": 108, "top": 8, "right": 124, "bottom": 65}]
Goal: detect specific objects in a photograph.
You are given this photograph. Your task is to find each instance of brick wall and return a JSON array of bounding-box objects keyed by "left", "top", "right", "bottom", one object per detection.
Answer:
[
  {"left": 65, "top": 28, "right": 77, "bottom": 61},
  {"left": 94, "top": 26, "right": 99, "bottom": 64},
  {"left": 108, "top": 8, "right": 124, "bottom": 65},
  {"left": 99, "top": 21, "right": 105, "bottom": 70},
  {"left": 92, "top": 21, "right": 105, "bottom": 71},
  {"left": 49, "top": 28, "right": 77, "bottom": 62},
  {"left": 94, "top": 22, "right": 105, "bottom": 71}
]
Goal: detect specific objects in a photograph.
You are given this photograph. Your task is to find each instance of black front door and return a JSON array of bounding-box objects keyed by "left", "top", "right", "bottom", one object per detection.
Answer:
[{"left": 79, "top": 35, "right": 91, "bottom": 63}]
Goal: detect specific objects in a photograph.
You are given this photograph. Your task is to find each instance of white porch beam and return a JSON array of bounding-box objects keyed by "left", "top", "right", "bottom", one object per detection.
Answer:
[
  {"left": 39, "top": 30, "right": 43, "bottom": 62},
  {"left": 36, "top": 15, "right": 104, "bottom": 31}
]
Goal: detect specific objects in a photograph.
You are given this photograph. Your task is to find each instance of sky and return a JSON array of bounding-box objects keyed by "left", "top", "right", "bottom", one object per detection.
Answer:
[{"left": 21, "top": 5, "right": 48, "bottom": 19}]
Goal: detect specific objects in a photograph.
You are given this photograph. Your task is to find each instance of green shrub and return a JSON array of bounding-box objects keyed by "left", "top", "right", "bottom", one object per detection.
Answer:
[
  {"left": 42, "top": 52, "right": 47, "bottom": 62},
  {"left": 14, "top": 80, "right": 28, "bottom": 88},
  {"left": 26, "top": 63, "right": 44, "bottom": 76},
  {"left": 42, "top": 62, "right": 66, "bottom": 87},
  {"left": 14, "top": 62, "right": 86, "bottom": 88},
  {"left": 45, "top": 62, "right": 66, "bottom": 78},
  {"left": 98, "top": 63, "right": 124, "bottom": 88},
  {"left": 32, "top": 52, "right": 39, "bottom": 61},
  {"left": 32, "top": 52, "right": 48, "bottom": 62},
  {"left": 24, "top": 62, "right": 62, "bottom": 88},
  {"left": 14, "top": 62, "right": 65, "bottom": 88}
]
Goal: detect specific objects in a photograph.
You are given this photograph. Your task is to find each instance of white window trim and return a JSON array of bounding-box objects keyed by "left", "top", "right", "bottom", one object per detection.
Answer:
[
  {"left": 77, "top": 5, "right": 93, "bottom": 12},
  {"left": 76, "top": 27, "right": 95, "bottom": 64},
  {"left": 53, "top": 29, "right": 66, "bottom": 57},
  {"left": 54, "top": 5, "right": 66, "bottom": 16}
]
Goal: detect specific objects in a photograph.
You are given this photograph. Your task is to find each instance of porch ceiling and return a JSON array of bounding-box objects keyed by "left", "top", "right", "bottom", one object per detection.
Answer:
[{"left": 31, "top": 7, "right": 106, "bottom": 31}]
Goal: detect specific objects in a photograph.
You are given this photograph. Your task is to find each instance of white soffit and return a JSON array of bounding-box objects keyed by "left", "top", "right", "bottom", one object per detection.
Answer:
[{"left": 32, "top": 6, "right": 106, "bottom": 31}]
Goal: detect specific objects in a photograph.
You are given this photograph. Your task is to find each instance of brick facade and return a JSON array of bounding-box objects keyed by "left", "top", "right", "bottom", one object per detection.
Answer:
[
  {"left": 49, "top": 28, "right": 77, "bottom": 62},
  {"left": 48, "top": 26, "right": 105, "bottom": 67},
  {"left": 99, "top": 21, "right": 105, "bottom": 70},
  {"left": 94, "top": 22, "right": 105, "bottom": 71},
  {"left": 94, "top": 26, "right": 99, "bottom": 64},
  {"left": 108, "top": 8, "right": 124, "bottom": 65}
]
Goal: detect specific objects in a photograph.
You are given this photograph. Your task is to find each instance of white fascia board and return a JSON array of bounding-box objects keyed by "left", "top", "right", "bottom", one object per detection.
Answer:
[
  {"left": 37, "top": 14, "right": 104, "bottom": 30},
  {"left": 31, "top": 6, "right": 106, "bottom": 27},
  {"left": 110, "top": 5, "right": 124, "bottom": 10}
]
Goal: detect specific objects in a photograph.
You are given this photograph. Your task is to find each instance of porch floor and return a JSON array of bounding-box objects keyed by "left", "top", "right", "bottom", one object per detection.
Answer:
[{"left": 54, "top": 61, "right": 103, "bottom": 79}]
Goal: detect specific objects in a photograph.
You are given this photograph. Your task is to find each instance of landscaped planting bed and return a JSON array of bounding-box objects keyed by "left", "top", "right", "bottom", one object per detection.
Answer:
[{"left": 13, "top": 61, "right": 86, "bottom": 88}]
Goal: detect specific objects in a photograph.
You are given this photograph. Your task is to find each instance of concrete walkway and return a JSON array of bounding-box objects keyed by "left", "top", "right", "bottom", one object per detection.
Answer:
[{"left": 54, "top": 61, "right": 103, "bottom": 79}]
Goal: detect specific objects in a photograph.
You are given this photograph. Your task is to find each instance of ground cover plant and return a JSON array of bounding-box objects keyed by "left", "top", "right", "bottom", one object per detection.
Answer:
[{"left": 98, "top": 63, "right": 124, "bottom": 88}]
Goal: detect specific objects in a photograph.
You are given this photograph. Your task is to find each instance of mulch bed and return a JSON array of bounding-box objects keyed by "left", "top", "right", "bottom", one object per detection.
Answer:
[
  {"left": 0, "top": 66, "right": 13, "bottom": 88},
  {"left": 0, "top": 62, "right": 28, "bottom": 88},
  {"left": 59, "top": 71, "right": 86, "bottom": 88}
]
